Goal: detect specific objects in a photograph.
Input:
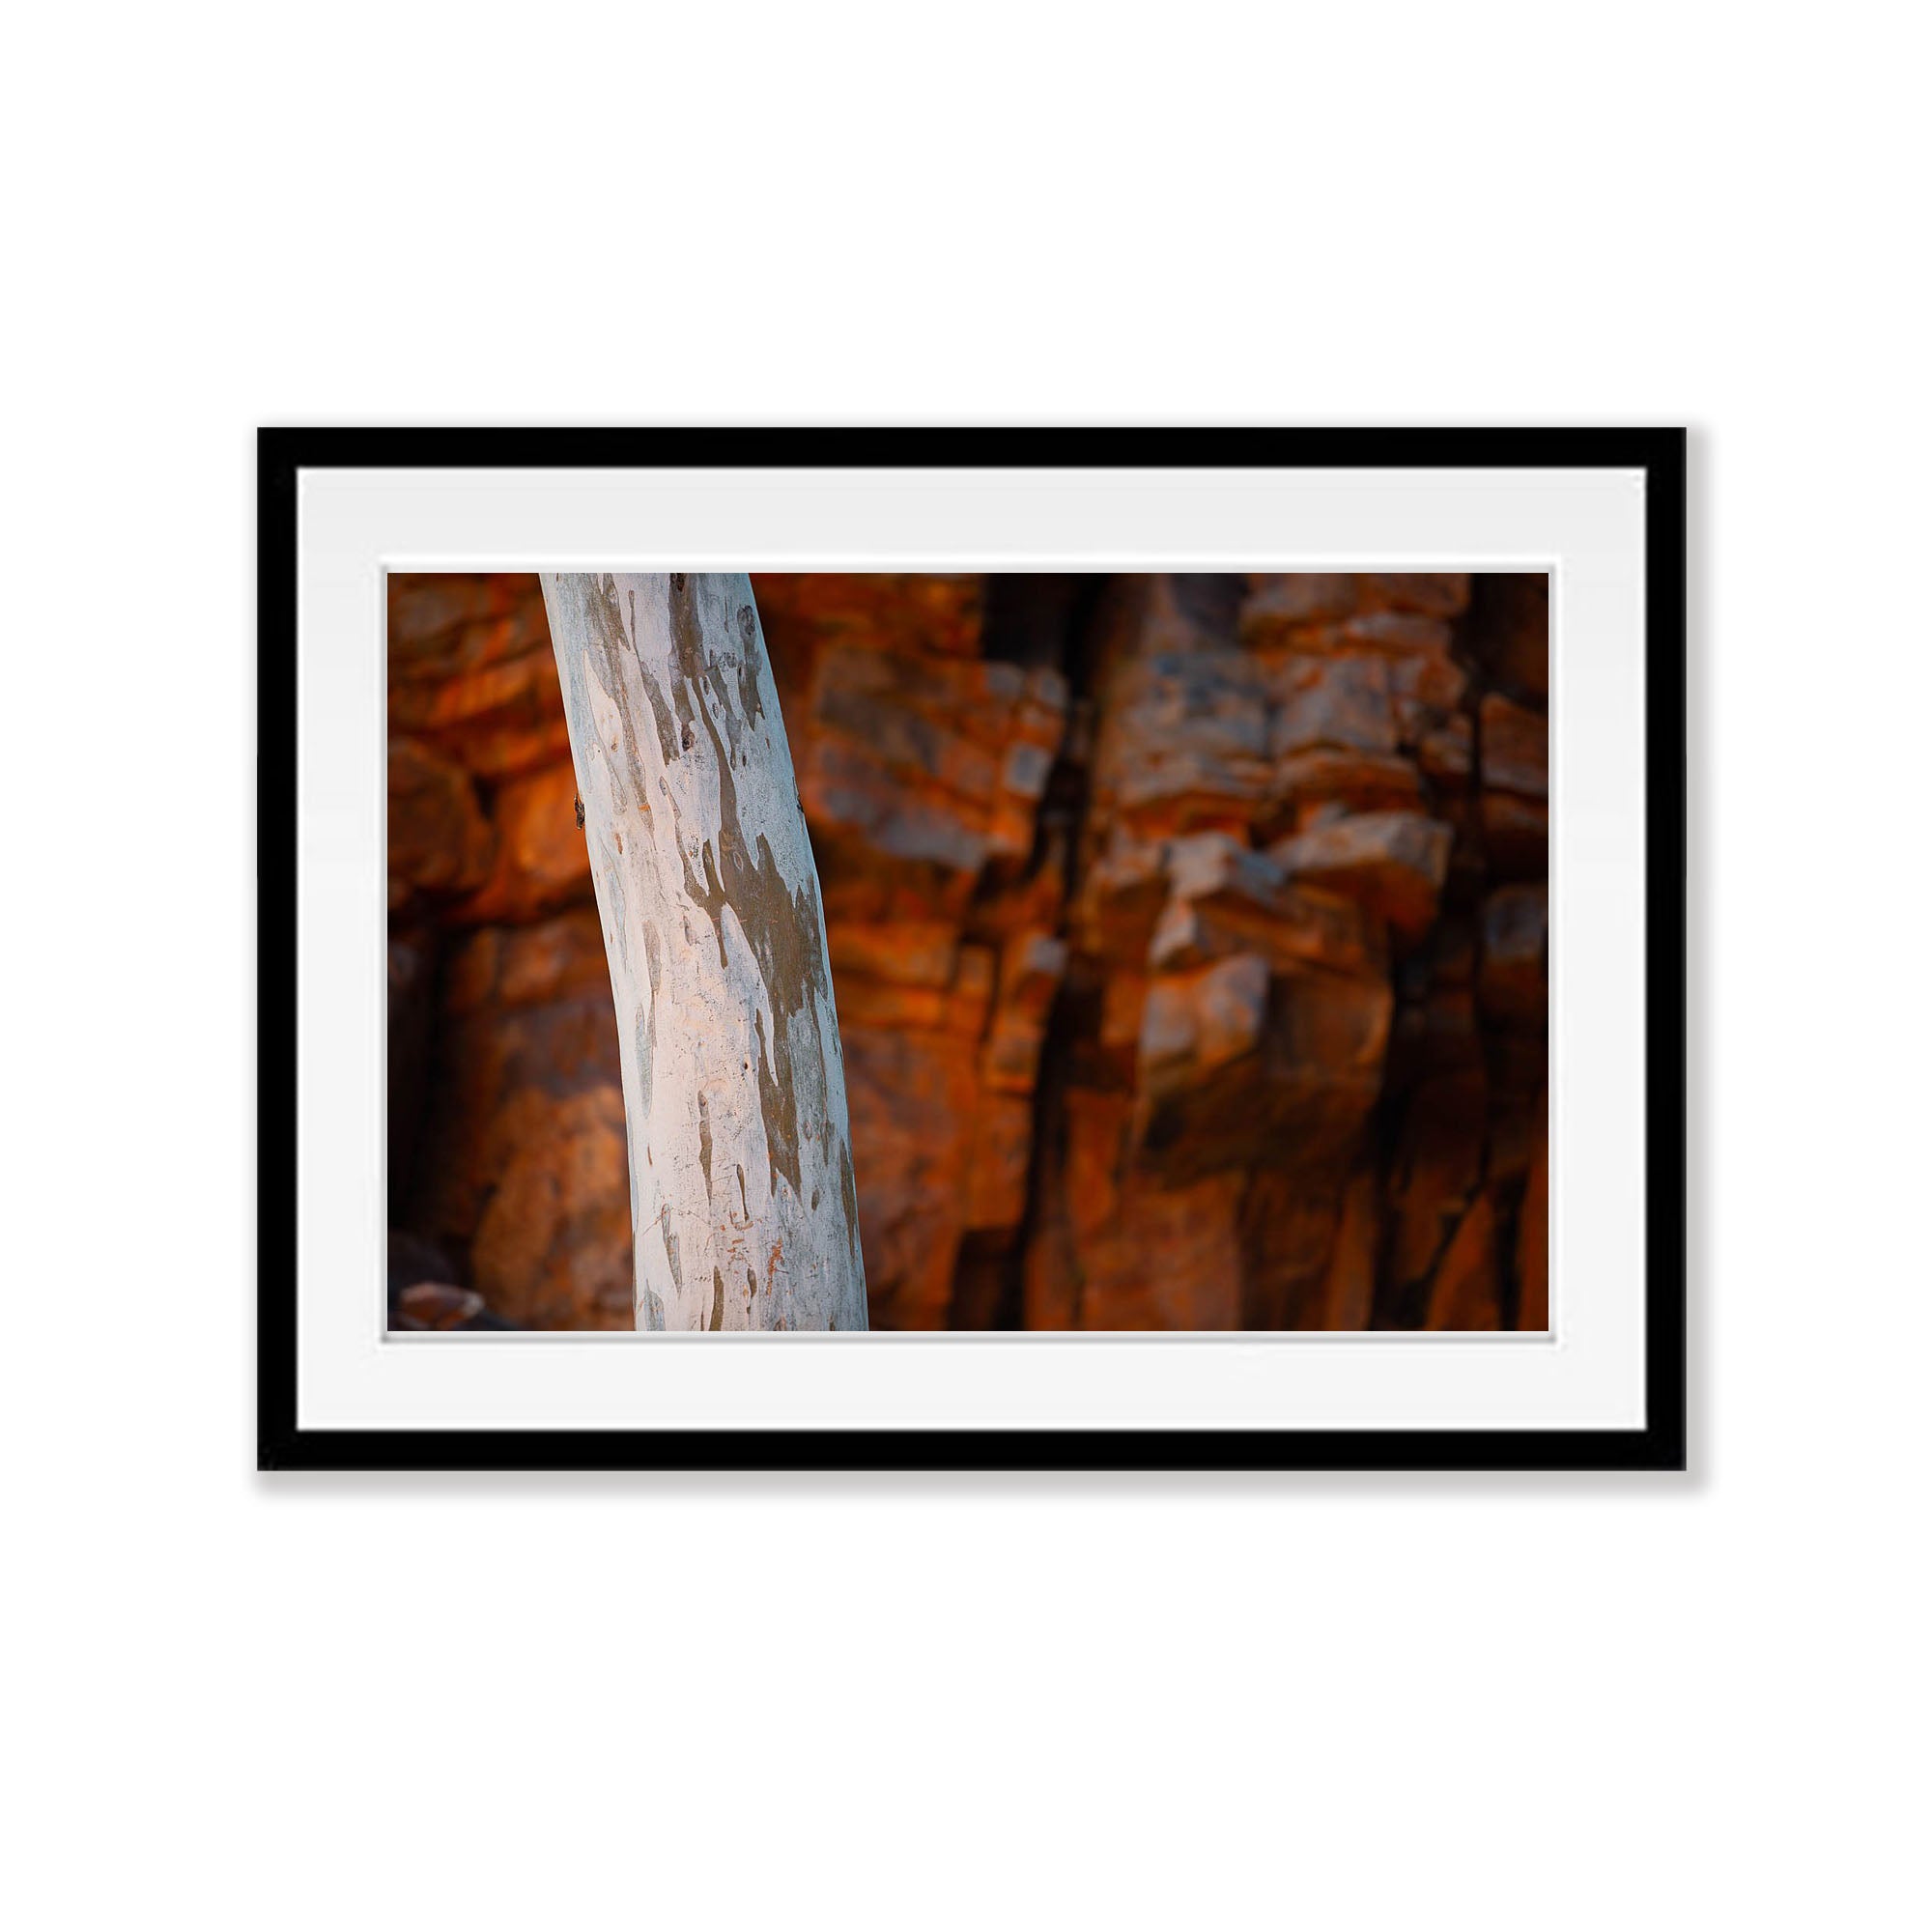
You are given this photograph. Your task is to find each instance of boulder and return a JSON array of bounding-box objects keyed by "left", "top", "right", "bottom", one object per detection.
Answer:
[
  {"left": 1417, "top": 716, "right": 1475, "bottom": 785},
  {"left": 387, "top": 739, "right": 494, "bottom": 907},
  {"left": 1236, "top": 573, "right": 1469, "bottom": 651},
  {"left": 1340, "top": 611, "right": 1457, "bottom": 659},
  {"left": 1134, "top": 959, "right": 1391, "bottom": 1183},
  {"left": 793, "top": 634, "right": 1068, "bottom": 922},
  {"left": 1270, "top": 748, "right": 1427, "bottom": 830},
  {"left": 1095, "top": 644, "right": 1273, "bottom": 837},
  {"left": 386, "top": 1229, "right": 458, "bottom": 1298},
  {"left": 1481, "top": 693, "right": 1548, "bottom": 800},
  {"left": 1238, "top": 574, "right": 1364, "bottom": 642},
  {"left": 1152, "top": 833, "right": 1383, "bottom": 978},
  {"left": 1269, "top": 810, "right": 1453, "bottom": 943},
  {"left": 452, "top": 762, "right": 596, "bottom": 926},
  {"left": 386, "top": 572, "right": 551, "bottom": 683},
  {"left": 387, "top": 573, "right": 570, "bottom": 781},
  {"left": 1076, "top": 828, "right": 1176, "bottom": 963},
  {"left": 390, "top": 1283, "right": 510, "bottom": 1331},
  {"left": 1388, "top": 653, "right": 1469, "bottom": 754},
  {"left": 1269, "top": 653, "right": 1398, "bottom": 757},
  {"left": 1140, "top": 953, "right": 1272, "bottom": 1092}
]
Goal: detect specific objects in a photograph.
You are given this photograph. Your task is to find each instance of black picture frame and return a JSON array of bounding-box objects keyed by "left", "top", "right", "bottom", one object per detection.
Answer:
[{"left": 259, "top": 427, "right": 1687, "bottom": 1473}]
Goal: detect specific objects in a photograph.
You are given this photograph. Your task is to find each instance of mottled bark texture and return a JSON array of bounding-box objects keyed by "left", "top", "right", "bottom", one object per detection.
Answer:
[{"left": 541, "top": 573, "right": 867, "bottom": 1331}]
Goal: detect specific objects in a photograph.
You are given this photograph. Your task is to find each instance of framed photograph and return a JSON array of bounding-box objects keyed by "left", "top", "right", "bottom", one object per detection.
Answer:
[{"left": 260, "top": 427, "right": 1685, "bottom": 1471}]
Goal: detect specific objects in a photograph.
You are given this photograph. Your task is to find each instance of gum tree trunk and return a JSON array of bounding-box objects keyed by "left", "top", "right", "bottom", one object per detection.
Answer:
[{"left": 541, "top": 573, "right": 867, "bottom": 1332}]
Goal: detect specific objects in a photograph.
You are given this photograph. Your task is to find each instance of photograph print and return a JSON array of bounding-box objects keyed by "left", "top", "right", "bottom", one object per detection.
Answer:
[{"left": 387, "top": 567, "right": 1549, "bottom": 1339}]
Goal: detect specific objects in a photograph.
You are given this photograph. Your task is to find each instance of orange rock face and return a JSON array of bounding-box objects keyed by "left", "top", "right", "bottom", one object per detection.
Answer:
[
  {"left": 408, "top": 908, "right": 635, "bottom": 1329},
  {"left": 386, "top": 569, "right": 1549, "bottom": 1330}
]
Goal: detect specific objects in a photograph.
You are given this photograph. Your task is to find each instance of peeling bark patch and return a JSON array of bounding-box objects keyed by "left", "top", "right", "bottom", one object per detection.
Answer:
[
  {"left": 733, "top": 603, "right": 766, "bottom": 726},
  {"left": 632, "top": 1010, "right": 654, "bottom": 1118},
  {"left": 633, "top": 599, "right": 687, "bottom": 769},
  {"left": 709, "top": 1269, "right": 724, "bottom": 1331},
  {"left": 667, "top": 578, "right": 834, "bottom": 1208},
  {"left": 660, "top": 1207, "right": 682, "bottom": 1293},
  {"left": 696, "top": 840, "right": 731, "bottom": 970},
  {"left": 668, "top": 580, "right": 817, "bottom": 1007},
  {"left": 754, "top": 1007, "right": 804, "bottom": 1203},
  {"left": 591, "top": 574, "right": 678, "bottom": 769},
  {"left": 838, "top": 1141, "right": 862, "bottom": 1271},
  {"left": 696, "top": 1091, "right": 714, "bottom": 1201}
]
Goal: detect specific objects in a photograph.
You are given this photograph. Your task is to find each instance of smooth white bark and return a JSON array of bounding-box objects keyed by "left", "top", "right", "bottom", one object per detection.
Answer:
[{"left": 542, "top": 573, "right": 867, "bottom": 1331}]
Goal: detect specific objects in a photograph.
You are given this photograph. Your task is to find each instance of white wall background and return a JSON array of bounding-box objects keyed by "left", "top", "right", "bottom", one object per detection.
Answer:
[{"left": 5, "top": 5, "right": 1927, "bottom": 1928}]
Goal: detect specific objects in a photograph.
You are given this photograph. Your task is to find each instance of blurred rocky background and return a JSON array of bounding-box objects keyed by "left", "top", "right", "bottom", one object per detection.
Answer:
[{"left": 386, "top": 571, "right": 1548, "bottom": 1331}]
